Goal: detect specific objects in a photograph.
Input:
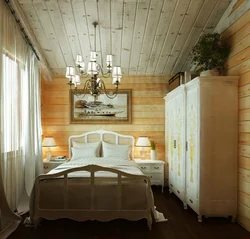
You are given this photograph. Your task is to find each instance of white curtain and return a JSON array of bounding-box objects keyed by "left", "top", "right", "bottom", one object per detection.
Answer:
[{"left": 0, "top": 0, "right": 43, "bottom": 237}]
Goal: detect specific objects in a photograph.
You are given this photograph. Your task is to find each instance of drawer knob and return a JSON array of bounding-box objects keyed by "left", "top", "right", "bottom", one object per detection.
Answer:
[
  {"left": 170, "top": 184, "right": 173, "bottom": 187},
  {"left": 44, "top": 166, "right": 48, "bottom": 169},
  {"left": 154, "top": 166, "right": 159, "bottom": 169},
  {"left": 177, "top": 190, "right": 180, "bottom": 194},
  {"left": 141, "top": 166, "right": 146, "bottom": 169},
  {"left": 189, "top": 199, "right": 193, "bottom": 204}
]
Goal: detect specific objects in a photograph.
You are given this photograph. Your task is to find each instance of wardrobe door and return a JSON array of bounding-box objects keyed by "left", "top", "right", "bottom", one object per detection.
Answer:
[
  {"left": 166, "top": 96, "right": 177, "bottom": 193},
  {"left": 185, "top": 83, "right": 200, "bottom": 212},
  {"left": 174, "top": 90, "right": 186, "bottom": 200}
]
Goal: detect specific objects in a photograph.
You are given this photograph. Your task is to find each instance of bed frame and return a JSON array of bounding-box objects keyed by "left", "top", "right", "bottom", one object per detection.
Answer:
[
  {"left": 32, "top": 130, "right": 153, "bottom": 229},
  {"left": 68, "top": 130, "right": 135, "bottom": 159}
]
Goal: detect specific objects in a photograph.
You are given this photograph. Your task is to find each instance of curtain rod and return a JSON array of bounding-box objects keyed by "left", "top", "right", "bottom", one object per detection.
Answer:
[{"left": 4, "top": 0, "right": 40, "bottom": 61}]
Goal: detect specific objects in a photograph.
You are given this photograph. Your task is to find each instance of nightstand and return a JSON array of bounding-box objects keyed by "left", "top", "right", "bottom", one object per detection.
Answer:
[
  {"left": 43, "top": 160, "right": 66, "bottom": 174},
  {"left": 134, "top": 159, "right": 165, "bottom": 192}
]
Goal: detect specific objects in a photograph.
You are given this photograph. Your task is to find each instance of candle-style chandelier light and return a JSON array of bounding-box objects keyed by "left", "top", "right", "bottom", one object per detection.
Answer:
[{"left": 65, "top": 22, "right": 122, "bottom": 101}]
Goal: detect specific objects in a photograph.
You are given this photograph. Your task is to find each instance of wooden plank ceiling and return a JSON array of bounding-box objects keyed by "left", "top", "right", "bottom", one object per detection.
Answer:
[{"left": 17, "top": 0, "right": 232, "bottom": 77}]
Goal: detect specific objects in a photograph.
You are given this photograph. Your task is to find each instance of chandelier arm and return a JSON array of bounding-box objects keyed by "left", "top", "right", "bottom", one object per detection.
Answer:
[
  {"left": 96, "top": 63, "right": 111, "bottom": 78},
  {"left": 73, "top": 79, "right": 92, "bottom": 98},
  {"left": 99, "top": 79, "right": 119, "bottom": 99}
]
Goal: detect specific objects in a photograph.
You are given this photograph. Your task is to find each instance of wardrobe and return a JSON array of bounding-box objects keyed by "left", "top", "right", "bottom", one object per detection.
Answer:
[{"left": 165, "top": 76, "right": 238, "bottom": 222}]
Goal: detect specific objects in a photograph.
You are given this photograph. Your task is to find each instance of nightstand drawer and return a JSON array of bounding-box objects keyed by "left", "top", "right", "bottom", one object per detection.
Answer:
[
  {"left": 138, "top": 164, "right": 150, "bottom": 172},
  {"left": 150, "top": 164, "right": 163, "bottom": 171},
  {"left": 138, "top": 164, "right": 163, "bottom": 173},
  {"left": 43, "top": 161, "right": 65, "bottom": 174}
]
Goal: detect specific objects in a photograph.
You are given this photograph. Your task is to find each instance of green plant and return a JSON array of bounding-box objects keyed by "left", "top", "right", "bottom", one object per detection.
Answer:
[
  {"left": 151, "top": 141, "right": 156, "bottom": 150},
  {"left": 191, "top": 32, "right": 230, "bottom": 72}
]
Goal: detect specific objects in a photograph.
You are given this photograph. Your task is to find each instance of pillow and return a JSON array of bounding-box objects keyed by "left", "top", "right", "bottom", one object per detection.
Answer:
[
  {"left": 71, "top": 141, "right": 101, "bottom": 157},
  {"left": 102, "top": 141, "right": 130, "bottom": 160},
  {"left": 71, "top": 147, "right": 98, "bottom": 160}
]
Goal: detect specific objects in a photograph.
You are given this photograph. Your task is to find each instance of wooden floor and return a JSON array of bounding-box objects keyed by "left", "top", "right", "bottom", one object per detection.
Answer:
[{"left": 8, "top": 187, "right": 250, "bottom": 239}]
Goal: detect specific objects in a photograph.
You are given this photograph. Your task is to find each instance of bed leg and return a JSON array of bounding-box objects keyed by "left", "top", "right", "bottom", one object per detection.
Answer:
[
  {"left": 147, "top": 215, "right": 152, "bottom": 230},
  {"left": 33, "top": 217, "right": 42, "bottom": 228}
]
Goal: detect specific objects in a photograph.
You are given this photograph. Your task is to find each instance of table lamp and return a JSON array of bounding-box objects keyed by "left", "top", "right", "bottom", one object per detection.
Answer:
[
  {"left": 42, "top": 136, "right": 57, "bottom": 161},
  {"left": 136, "top": 136, "right": 151, "bottom": 159}
]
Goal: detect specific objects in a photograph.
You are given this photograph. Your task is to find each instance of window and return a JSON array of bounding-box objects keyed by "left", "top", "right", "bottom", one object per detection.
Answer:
[{"left": 2, "top": 53, "right": 24, "bottom": 152}]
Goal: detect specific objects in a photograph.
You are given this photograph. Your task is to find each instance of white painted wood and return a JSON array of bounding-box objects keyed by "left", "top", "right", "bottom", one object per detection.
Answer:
[
  {"left": 154, "top": 0, "right": 191, "bottom": 75},
  {"left": 137, "top": 0, "right": 164, "bottom": 75},
  {"left": 165, "top": 85, "right": 186, "bottom": 207},
  {"left": 165, "top": 76, "right": 239, "bottom": 221},
  {"left": 120, "top": 1, "right": 137, "bottom": 75},
  {"left": 134, "top": 159, "right": 165, "bottom": 192},
  {"left": 164, "top": 0, "right": 204, "bottom": 74},
  {"left": 16, "top": 0, "right": 232, "bottom": 77}
]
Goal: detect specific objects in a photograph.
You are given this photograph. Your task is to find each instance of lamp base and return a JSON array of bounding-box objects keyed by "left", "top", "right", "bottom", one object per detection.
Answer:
[
  {"left": 140, "top": 148, "right": 148, "bottom": 160},
  {"left": 46, "top": 149, "right": 51, "bottom": 161}
]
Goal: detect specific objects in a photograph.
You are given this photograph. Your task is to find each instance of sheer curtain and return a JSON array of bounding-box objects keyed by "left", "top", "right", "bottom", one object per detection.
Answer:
[{"left": 0, "top": 0, "right": 43, "bottom": 237}]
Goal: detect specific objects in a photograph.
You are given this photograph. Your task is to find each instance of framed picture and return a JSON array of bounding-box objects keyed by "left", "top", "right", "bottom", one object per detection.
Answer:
[{"left": 70, "top": 89, "right": 132, "bottom": 124}]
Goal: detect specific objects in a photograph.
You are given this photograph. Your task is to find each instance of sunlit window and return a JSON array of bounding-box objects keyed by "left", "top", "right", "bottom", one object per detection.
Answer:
[{"left": 2, "top": 53, "right": 24, "bottom": 152}]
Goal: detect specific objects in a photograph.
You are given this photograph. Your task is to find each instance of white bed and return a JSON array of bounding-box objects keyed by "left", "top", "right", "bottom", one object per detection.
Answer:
[{"left": 28, "top": 130, "right": 156, "bottom": 229}]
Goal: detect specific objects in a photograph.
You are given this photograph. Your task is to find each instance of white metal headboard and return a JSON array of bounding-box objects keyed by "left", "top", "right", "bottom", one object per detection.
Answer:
[{"left": 68, "top": 130, "right": 135, "bottom": 159}]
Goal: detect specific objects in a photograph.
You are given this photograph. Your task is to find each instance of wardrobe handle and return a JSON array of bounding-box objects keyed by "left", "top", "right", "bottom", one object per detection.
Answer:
[
  {"left": 186, "top": 141, "right": 188, "bottom": 151},
  {"left": 189, "top": 199, "right": 193, "bottom": 204},
  {"left": 170, "top": 184, "right": 173, "bottom": 187},
  {"left": 177, "top": 190, "right": 180, "bottom": 194},
  {"left": 174, "top": 140, "right": 176, "bottom": 148}
]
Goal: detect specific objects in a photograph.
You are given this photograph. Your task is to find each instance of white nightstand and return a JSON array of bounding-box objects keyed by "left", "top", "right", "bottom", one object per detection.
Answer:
[
  {"left": 134, "top": 159, "right": 165, "bottom": 192},
  {"left": 43, "top": 160, "right": 66, "bottom": 174}
]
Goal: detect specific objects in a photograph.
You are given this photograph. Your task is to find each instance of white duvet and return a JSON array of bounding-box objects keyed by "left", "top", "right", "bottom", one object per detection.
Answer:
[{"left": 48, "top": 157, "right": 144, "bottom": 177}]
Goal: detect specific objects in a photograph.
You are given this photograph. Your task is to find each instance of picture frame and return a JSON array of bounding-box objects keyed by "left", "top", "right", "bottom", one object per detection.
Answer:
[{"left": 70, "top": 89, "right": 132, "bottom": 124}]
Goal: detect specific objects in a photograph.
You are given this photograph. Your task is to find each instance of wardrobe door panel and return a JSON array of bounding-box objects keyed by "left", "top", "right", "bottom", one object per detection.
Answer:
[
  {"left": 186, "top": 85, "right": 200, "bottom": 200},
  {"left": 167, "top": 97, "right": 177, "bottom": 191},
  {"left": 174, "top": 90, "right": 186, "bottom": 198}
]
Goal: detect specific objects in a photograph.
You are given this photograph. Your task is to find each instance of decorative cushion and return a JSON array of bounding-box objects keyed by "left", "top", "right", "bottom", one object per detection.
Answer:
[
  {"left": 102, "top": 141, "right": 130, "bottom": 160},
  {"left": 71, "top": 141, "right": 101, "bottom": 157}
]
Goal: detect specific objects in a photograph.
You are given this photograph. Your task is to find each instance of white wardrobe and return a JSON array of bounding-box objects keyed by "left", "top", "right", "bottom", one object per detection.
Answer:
[{"left": 165, "top": 76, "right": 238, "bottom": 222}]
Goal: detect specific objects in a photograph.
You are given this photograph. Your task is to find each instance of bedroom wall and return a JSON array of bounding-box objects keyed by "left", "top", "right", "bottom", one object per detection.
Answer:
[
  {"left": 41, "top": 75, "right": 169, "bottom": 162},
  {"left": 222, "top": 8, "right": 250, "bottom": 232}
]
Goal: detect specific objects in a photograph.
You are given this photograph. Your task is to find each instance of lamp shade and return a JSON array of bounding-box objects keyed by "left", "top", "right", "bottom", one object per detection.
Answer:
[
  {"left": 136, "top": 136, "right": 151, "bottom": 147},
  {"left": 42, "top": 136, "right": 57, "bottom": 147}
]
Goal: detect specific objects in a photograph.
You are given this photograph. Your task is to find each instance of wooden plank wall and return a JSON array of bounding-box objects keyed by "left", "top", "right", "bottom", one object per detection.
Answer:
[
  {"left": 223, "top": 8, "right": 250, "bottom": 232},
  {"left": 41, "top": 75, "right": 169, "bottom": 162}
]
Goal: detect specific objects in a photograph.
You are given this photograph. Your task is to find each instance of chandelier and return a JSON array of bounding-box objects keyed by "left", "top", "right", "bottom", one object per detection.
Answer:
[{"left": 65, "top": 22, "right": 122, "bottom": 100}]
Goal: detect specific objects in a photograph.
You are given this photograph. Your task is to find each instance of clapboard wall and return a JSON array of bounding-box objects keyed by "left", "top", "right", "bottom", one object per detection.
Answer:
[
  {"left": 41, "top": 76, "right": 169, "bottom": 161},
  {"left": 223, "top": 8, "right": 250, "bottom": 232}
]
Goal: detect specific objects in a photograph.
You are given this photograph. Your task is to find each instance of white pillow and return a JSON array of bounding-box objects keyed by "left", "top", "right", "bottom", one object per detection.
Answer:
[
  {"left": 102, "top": 141, "right": 130, "bottom": 160},
  {"left": 71, "top": 141, "right": 101, "bottom": 157},
  {"left": 71, "top": 147, "right": 98, "bottom": 160}
]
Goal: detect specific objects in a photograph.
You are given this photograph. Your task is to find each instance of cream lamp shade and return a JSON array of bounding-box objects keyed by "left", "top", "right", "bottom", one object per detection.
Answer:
[
  {"left": 136, "top": 136, "right": 151, "bottom": 147},
  {"left": 42, "top": 136, "right": 57, "bottom": 147},
  {"left": 42, "top": 136, "right": 57, "bottom": 161},
  {"left": 136, "top": 136, "right": 151, "bottom": 159}
]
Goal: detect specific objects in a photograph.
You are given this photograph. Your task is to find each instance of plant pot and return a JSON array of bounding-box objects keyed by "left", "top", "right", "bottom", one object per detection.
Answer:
[
  {"left": 150, "top": 150, "right": 156, "bottom": 160},
  {"left": 200, "top": 68, "right": 219, "bottom": 76}
]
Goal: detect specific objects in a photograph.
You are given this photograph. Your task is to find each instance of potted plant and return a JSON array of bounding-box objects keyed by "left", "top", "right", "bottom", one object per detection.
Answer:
[
  {"left": 150, "top": 141, "right": 156, "bottom": 160},
  {"left": 191, "top": 32, "right": 230, "bottom": 76}
]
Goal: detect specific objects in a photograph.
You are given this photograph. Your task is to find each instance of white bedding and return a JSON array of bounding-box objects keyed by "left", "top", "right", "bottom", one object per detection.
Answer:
[{"left": 48, "top": 157, "right": 143, "bottom": 177}]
